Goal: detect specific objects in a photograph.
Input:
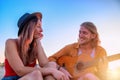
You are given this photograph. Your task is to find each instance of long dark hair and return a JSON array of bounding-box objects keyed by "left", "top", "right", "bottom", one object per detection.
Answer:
[{"left": 18, "top": 18, "right": 38, "bottom": 65}]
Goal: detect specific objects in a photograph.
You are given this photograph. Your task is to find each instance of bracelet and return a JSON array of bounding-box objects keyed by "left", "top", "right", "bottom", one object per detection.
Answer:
[{"left": 57, "top": 66, "right": 61, "bottom": 70}]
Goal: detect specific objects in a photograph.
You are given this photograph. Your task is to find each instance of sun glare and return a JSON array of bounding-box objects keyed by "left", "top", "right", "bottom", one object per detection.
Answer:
[
  {"left": 107, "top": 60, "right": 120, "bottom": 80},
  {"left": 108, "top": 60, "right": 120, "bottom": 70},
  {"left": 107, "top": 67, "right": 120, "bottom": 80}
]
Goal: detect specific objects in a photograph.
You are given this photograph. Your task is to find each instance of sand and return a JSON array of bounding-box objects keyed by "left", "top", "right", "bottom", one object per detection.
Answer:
[{"left": 0, "top": 67, "right": 4, "bottom": 79}]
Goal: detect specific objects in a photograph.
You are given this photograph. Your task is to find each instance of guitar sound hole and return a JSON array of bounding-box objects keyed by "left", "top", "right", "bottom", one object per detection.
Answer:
[{"left": 76, "top": 62, "right": 84, "bottom": 70}]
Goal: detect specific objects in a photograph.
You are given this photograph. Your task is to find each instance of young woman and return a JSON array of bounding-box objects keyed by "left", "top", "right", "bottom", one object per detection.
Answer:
[{"left": 2, "top": 12, "right": 67, "bottom": 80}]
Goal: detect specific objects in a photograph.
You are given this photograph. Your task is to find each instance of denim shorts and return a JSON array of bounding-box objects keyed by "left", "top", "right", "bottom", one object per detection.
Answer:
[{"left": 2, "top": 76, "right": 21, "bottom": 80}]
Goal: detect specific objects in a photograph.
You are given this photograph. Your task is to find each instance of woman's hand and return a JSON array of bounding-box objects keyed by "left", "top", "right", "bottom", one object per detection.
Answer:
[
  {"left": 59, "top": 67, "right": 72, "bottom": 80},
  {"left": 52, "top": 69, "right": 68, "bottom": 80},
  {"left": 34, "top": 32, "right": 43, "bottom": 41},
  {"left": 44, "top": 62, "right": 69, "bottom": 80}
]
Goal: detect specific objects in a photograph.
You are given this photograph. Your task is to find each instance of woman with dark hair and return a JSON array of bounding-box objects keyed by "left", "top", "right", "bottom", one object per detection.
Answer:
[{"left": 2, "top": 12, "right": 67, "bottom": 80}]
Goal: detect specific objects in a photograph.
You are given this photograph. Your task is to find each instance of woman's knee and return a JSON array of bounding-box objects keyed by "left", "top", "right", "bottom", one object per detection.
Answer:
[
  {"left": 19, "top": 69, "right": 43, "bottom": 80},
  {"left": 31, "top": 69, "right": 42, "bottom": 77},
  {"left": 44, "top": 75, "right": 56, "bottom": 80},
  {"left": 85, "top": 73, "right": 100, "bottom": 80}
]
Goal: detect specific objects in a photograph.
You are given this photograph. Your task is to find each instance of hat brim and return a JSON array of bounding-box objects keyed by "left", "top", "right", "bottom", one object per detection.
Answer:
[
  {"left": 31, "top": 12, "right": 42, "bottom": 19},
  {"left": 18, "top": 12, "right": 42, "bottom": 36}
]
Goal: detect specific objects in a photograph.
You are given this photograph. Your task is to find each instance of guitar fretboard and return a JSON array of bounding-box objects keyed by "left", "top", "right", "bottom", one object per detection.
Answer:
[{"left": 107, "top": 53, "right": 120, "bottom": 62}]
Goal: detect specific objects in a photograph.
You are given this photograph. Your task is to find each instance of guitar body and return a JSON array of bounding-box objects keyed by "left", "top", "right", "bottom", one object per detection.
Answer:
[
  {"left": 57, "top": 54, "right": 96, "bottom": 79},
  {"left": 57, "top": 53, "right": 120, "bottom": 80}
]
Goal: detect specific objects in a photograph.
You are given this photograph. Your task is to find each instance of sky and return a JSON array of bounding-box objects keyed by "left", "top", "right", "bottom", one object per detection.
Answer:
[{"left": 0, "top": 0, "right": 120, "bottom": 70}]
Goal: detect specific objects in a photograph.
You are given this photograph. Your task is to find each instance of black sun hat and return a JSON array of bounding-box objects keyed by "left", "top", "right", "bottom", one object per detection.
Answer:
[{"left": 17, "top": 12, "right": 42, "bottom": 36}]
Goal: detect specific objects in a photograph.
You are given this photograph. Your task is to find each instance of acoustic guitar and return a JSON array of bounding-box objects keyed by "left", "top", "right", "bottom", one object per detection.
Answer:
[{"left": 57, "top": 53, "right": 120, "bottom": 79}]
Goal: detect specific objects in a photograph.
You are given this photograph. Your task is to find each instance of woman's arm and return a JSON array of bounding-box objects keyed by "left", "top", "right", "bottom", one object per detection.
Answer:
[
  {"left": 35, "top": 39, "right": 48, "bottom": 67},
  {"left": 5, "top": 39, "right": 38, "bottom": 76},
  {"left": 35, "top": 39, "right": 68, "bottom": 80}
]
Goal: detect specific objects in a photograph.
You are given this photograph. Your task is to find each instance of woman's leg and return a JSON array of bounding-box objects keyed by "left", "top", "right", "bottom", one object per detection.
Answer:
[
  {"left": 78, "top": 73, "right": 100, "bottom": 80},
  {"left": 19, "top": 69, "right": 43, "bottom": 80},
  {"left": 84, "top": 73, "right": 100, "bottom": 80},
  {"left": 43, "top": 62, "right": 57, "bottom": 80},
  {"left": 44, "top": 75, "right": 56, "bottom": 80}
]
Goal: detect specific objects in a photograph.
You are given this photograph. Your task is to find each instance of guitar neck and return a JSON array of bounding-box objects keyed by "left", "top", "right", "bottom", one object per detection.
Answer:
[
  {"left": 107, "top": 53, "right": 120, "bottom": 62},
  {"left": 83, "top": 53, "right": 120, "bottom": 69}
]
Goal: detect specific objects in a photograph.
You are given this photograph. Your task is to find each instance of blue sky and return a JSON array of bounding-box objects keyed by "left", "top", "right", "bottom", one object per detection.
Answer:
[{"left": 0, "top": 0, "right": 120, "bottom": 69}]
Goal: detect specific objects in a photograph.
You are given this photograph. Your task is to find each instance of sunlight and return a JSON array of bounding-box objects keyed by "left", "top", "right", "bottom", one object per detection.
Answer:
[
  {"left": 107, "top": 60, "right": 120, "bottom": 80},
  {"left": 108, "top": 60, "right": 120, "bottom": 70},
  {"left": 107, "top": 68, "right": 120, "bottom": 80}
]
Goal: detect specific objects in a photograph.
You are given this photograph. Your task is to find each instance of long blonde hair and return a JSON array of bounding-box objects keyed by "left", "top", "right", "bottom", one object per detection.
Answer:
[
  {"left": 80, "top": 22, "right": 101, "bottom": 48},
  {"left": 18, "top": 18, "right": 38, "bottom": 65}
]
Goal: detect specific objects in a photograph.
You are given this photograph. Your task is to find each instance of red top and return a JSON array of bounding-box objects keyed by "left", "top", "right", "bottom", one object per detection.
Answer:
[{"left": 4, "top": 59, "right": 36, "bottom": 77}]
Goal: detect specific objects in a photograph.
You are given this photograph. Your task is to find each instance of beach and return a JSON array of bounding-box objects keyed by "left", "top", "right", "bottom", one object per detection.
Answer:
[
  {"left": 0, "top": 66, "right": 120, "bottom": 80},
  {"left": 0, "top": 67, "right": 4, "bottom": 79}
]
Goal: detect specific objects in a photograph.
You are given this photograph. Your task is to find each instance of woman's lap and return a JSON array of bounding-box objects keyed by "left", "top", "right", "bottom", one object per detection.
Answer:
[{"left": 2, "top": 76, "right": 20, "bottom": 80}]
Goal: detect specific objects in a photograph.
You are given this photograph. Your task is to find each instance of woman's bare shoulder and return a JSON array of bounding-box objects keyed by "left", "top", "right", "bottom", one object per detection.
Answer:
[
  {"left": 5, "top": 38, "right": 17, "bottom": 44},
  {"left": 5, "top": 39, "right": 18, "bottom": 56}
]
